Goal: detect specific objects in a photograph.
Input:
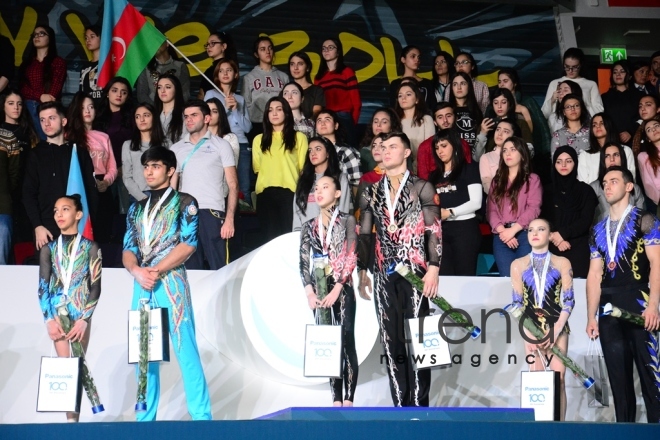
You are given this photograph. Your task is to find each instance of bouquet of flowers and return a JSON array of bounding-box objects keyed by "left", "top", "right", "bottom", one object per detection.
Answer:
[
  {"left": 601, "top": 303, "right": 645, "bottom": 327},
  {"left": 55, "top": 300, "right": 104, "bottom": 414},
  {"left": 313, "top": 256, "right": 332, "bottom": 325},
  {"left": 389, "top": 262, "right": 481, "bottom": 340},
  {"left": 509, "top": 305, "right": 594, "bottom": 390},
  {"left": 136, "top": 299, "right": 149, "bottom": 411}
]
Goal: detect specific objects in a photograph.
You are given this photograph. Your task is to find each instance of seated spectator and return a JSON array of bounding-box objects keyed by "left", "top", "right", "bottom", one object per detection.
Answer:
[
  {"left": 197, "top": 31, "right": 237, "bottom": 99},
  {"left": 632, "top": 95, "right": 660, "bottom": 156},
  {"left": 541, "top": 146, "right": 597, "bottom": 278},
  {"left": 542, "top": 47, "right": 603, "bottom": 130},
  {"left": 432, "top": 51, "right": 455, "bottom": 103},
  {"left": 601, "top": 61, "right": 639, "bottom": 145},
  {"left": 288, "top": 51, "right": 325, "bottom": 119},
  {"left": 577, "top": 112, "right": 635, "bottom": 184},
  {"left": 479, "top": 119, "right": 522, "bottom": 193},
  {"left": 79, "top": 25, "right": 103, "bottom": 102},
  {"left": 121, "top": 103, "right": 165, "bottom": 202},
  {"left": 629, "top": 60, "right": 656, "bottom": 96},
  {"left": 358, "top": 107, "right": 401, "bottom": 173},
  {"left": 638, "top": 116, "right": 660, "bottom": 214},
  {"left": 394, "top": 81, "right": 434, "bottom": 171},
  {"left": 590, "top": 142, "right": 645, "bottom": 221},
  {"left": 417, "top": 102, "right": 473, "bottom": 180},
  {"left": 487, "top": 136, "right": 541, "bottom": 277},
  {"left": 448, "top": 72, "right": 483, "bottom": 157},
  {"left": 428, "top": 129, "right": 482, "bottom": 275},
  {"left": 446, "top": 52, "right": 489, "bottom": 114},
  {"left": 136, "top": 41, "right": 190, "bottom": 105},
  {"left": 281, "top": 82, "right": 315, "bottom": 140},
  {"left": 551, "top": 93, "right": 591, "bottom": 155},
  {"left": 389, "top": 46, "right": 436, "bottom": 112}
]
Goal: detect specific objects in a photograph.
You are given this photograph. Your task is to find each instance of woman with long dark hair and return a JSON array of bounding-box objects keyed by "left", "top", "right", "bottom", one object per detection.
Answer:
[
  {"left": 204, "top": 58, "right": 252, "bottom": 204},
  {"left": 478, "top": 119, "right": 522, "bottom": 193},
  {"left": 358, "top": 107, "right": 401, "bottom": 172},
  {"left": 601, "top": 61, "right": 639, "bottom": 145},
  {"left": 395, "top": 81, "right": 434, "bottom": 170},
  {"left": 252, "top": 97, "right": 308, "bottom": 242},
  {"left": 289, "top": 51, "right": 325, "bottom": 119},
  {"left": 451, "top": 51, "right": 489, "bottom": 113},
  {"left": 19, "top": 24, "right": 67, "bottom": 140},
  {"left": 577, "top": 112, "right": 635, "bottom": 184},
  {"left": 65, "top": 92, "right": 117, "bottom": 243},
  {"left": 79, "top": 25, "right": 103, "bottom": 102},
  {"left": 198, "top": 30, "right": 237, "bottom": 98},
  {"left": 389, "top": 45, "right": 436, "bottom": 111},
  {"left": 551, "top": 93, "right": 591, "bottom": 155},
  {"left": 1, "top": 88, "right": 38, "bottom": 245},
  {"left": 487, "top": 136, "right": 542, "bottom": 277},
  {"left": 541, "top": 145, "right": 597, "bottom": 278},
  {"left": 448, "top": 71, "right": 483, "bottom": 156},
  {"left": 639, "top": 116, "right": 660, "bottom": 213},
  {"left": 498, "top": 68, "right": 550, "bottom": 154},
  {"left": 432, "top": 51, "right": 455, "bottom": 103},
  {"left": 428, "top": 129, "right": 482, "bottom": 275},
  {"left": 154, "top": 73, "right": 185, "bottom": 145},
  {"left": 293, "top": 136, "right": 349, "bottom": 230},
  {"left": 206, "top": 97, "right": 239, "bottom": 165},
  {"left": 314, "top": 37, "right": 361, "bottom": 147},
  {"left": 244, "top": 36, "right": 289, "bottom": 141},
  {"left": 632, "top": 95, "right": 660, "bottom": 156},
  {"left": 121, "top": 103, "right": 165, "bottom": 202},
  {"left": 136, "top": 41, "right": 190, "bottom": 105},
  {"left": 590, "top": 142, "right": 645, "bottom": 221}
]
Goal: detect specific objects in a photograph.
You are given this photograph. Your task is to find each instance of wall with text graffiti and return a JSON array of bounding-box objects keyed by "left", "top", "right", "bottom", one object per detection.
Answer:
[{"left": 0, "top": 1, "right": 561, "bottom": 122}]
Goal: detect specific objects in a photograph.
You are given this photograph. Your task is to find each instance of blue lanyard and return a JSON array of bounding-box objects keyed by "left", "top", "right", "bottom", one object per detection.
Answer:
[{"left": 180, "top": 137, "right": 208, "bottom": 174}]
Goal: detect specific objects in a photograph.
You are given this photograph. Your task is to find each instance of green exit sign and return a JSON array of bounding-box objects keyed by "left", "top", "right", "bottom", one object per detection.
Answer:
[{"left": 600, "top": 48, "right": 627, "bottom": 64}]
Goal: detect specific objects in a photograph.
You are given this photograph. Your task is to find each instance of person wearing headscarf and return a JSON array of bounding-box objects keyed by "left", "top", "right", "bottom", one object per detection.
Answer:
[{"left": 541, "top": 145, "right": 597, "bottom": 278}]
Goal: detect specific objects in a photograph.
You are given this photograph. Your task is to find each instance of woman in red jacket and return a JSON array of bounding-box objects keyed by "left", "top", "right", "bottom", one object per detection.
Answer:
[{"left": 314, "top": 37, "right": 361, "bottom": 148}]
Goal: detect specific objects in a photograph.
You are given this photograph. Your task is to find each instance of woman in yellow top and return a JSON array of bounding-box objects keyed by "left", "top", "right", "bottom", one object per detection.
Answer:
[{"left": 253, "top": 96, "right": 308, "bottom": 243}]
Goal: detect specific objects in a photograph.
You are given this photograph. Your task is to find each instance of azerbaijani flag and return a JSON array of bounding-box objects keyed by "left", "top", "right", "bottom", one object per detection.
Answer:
[
  {"left": 67, "top": 146, "right": 94, "bottom": 240},
  {"left": 98, "top": 0, "right": 166, "bottom": 88}
]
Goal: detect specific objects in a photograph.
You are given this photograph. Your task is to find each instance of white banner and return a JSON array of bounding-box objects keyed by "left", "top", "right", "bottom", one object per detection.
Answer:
[
  {"left": 303, "top": 324, "right": 343, "bottom": 378},
  {"left": 406, "top": 313, "right": 451, "bottom": 370},
  {"left": 520, "top": 370, "right": 559, "bottom": 421},
  {"left": 36, "top": 356, "right": 83, "bottom": 413},
  {"left": 128, "top": 308, "right": 170, "bottom": 364}
]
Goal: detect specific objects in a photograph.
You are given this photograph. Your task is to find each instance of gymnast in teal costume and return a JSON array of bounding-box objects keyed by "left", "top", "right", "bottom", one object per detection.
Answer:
[
  {"left": 38, "top": 194, "right": 102, "bottom": 422},
  {"left": 123, "top": 146, "right": 211, "bottom": 421}
]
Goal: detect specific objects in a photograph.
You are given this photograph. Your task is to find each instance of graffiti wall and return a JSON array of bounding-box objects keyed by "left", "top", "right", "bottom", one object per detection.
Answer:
[{"left": 0, "top": 1, "right": 561, "bottom": 121}]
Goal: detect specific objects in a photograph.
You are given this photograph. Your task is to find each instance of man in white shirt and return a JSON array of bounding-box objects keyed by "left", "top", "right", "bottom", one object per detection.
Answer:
[{"left": 171, "top": 99, "right": 238, "bottom": 269}]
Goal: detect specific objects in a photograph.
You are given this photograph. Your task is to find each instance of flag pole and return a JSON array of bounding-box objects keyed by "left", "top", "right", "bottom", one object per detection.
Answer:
[{"left": 166, "top": 40, "right": 223, "bottom": 96}]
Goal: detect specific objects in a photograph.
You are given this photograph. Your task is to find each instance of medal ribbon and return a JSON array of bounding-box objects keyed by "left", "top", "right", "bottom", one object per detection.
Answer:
[
  {"left": 318, "top": 208, "right": 339, "bottom": 254},
  {"left": 142, "top": 187, "right": 173, "bottom": 254},
  {"left": 605, "top": 204, "right": 632, "bottom": 269},
  {"left": 383, "top": 170, "right": 409, "bottom": 232},
  {"left": 529, "top": 252, "right": 551, "bottom": 308},
  {"left": 57, "top": 233, "right": 82, "bottom": 301}
]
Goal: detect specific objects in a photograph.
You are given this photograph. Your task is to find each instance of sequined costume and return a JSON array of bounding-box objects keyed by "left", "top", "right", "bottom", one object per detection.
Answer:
[
  {"left": 124, "top": 187, "right": 211, "bottom": 421},
  {"left": 38, "top": 234, "right": 102, "bottom": 322},
  {"left": 357, "top": 175, "right": 441, "bottom": 407},
  {"left": 511, "top": 252, "right": 574, "bottom": 336},
  {"left": 300, "top": 212, "right": 358, "bottom": 402},
  {"left": 589, "top": 207, "right": 660, "bottom": 423}
]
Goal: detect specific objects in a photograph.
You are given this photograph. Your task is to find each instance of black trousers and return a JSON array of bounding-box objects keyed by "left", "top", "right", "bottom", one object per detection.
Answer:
[
  {"left": 328, "top": 285, "right": 358, "bottom": 402},
  {"left": 599, "top": 314, "right": 660, "bottom": 423},
  {"left": 256, "top": 187, "right": 294, "bottom": 244},
  {"left": 439, "top": 217, "right": 481, "bottom": 276},
  {"left": 375, "top": 272, "right": 431, "bottom": 407}
]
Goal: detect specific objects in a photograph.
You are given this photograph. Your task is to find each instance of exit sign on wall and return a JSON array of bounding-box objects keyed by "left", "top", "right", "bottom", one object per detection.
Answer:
[{"left": 600, "top": 48, "right": 627, "bottom": 64}]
